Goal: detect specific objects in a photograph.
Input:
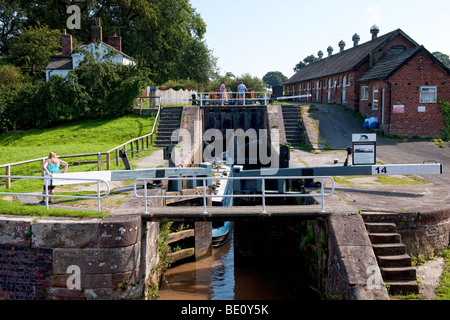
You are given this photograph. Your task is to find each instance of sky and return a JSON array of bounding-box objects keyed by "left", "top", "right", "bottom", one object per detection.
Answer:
[{"left": 189, "top": 0, "right": 450, "bottom": 80}]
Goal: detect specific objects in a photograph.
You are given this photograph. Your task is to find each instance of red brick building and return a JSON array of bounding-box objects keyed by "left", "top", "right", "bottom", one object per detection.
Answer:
[{"left": 284, "top": 26, "right": 450, "bottom": 138}]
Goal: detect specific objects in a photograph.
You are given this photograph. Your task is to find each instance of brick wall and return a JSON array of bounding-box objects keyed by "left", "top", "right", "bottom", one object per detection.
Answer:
[
  {"left": 0, "top": 246, "right": 53, "bottom": 299},
  {"left": 388, "top": 52, "right": 448, "bottom": 138},
  {"left": 0, "top": 204, "right": 163, "bottom": 300}
]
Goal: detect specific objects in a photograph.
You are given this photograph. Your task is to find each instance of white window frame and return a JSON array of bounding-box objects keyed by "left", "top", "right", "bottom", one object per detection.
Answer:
[
  {"left": 361, "top": 86, "right": 369, "bottom": 100},
  {"left": 372, "top": 89, "right": 379, "bottom": 110},
  {"left": 420, "top": 86, "right": 437, "bottom": 103}
]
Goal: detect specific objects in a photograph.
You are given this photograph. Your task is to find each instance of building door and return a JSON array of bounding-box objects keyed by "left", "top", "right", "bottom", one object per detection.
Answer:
[
  {"left": 342, "top": 76, "right": 346, "bottom": 103},
  {"left": 381, "top": 88, "right": 385, "bottom": 125},
  {"left": 327, "top": 79, "right": 331, "bottom": 102},
  {"left": 316, "top": 81, "right": 319, "bottom": 101}
]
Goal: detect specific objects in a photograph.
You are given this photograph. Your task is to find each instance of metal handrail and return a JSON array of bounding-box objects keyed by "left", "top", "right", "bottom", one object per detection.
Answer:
[
  {"left": 133, "top": 175, "right": 335, "bottom": 214},
  {"left": 0, "top": 98, "right": 163, "bottom": 188},
  {"left": 197, "top": 91, "right": 271, "bottom": 106},
  {"left": 0, "top": 175, "right": 110, "bottom": 213}
]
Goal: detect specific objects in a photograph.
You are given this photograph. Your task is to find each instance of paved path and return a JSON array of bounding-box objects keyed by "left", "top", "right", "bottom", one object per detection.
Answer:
[{"left": 292, "top": 103, "right": 450, "bottom": 212}]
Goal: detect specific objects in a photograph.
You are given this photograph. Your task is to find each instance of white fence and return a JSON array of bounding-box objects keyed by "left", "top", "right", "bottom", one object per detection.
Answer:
[{"left": 142, "top": 86, "right": 197, "bottom": 106}]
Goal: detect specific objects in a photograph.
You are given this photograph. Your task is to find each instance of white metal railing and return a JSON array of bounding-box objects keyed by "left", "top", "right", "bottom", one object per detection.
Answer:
[
  {"left": 133, "top": 175, "right": 334, "bottom": 214},
  {"left": 134, "top": 93, "right": 313, "bottom": 107},
  {"left": 0, "top": 175, "right": 110, "bottom": 213},
  {"left": 195, "top": 93, "right": 313, "bottom": 106},
  {"left": 196, "top": 91, "right": 270, "bottom": 106},
  {"left": 0, "top": 97, "right": 162, "bottom": 190}
]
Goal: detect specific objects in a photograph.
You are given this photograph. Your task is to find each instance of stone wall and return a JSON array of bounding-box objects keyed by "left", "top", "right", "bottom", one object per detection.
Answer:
[
  {"left": 384, "top": 206, "right": 450, "bottom": 258},
  {"left": 0, "top": 214, "right": 161, "bottom": 300},
  {"left": 326, "top": 214, "right": 389, "bottom": 300}
]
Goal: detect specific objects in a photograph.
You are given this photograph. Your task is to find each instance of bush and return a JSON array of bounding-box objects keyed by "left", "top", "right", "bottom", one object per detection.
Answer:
[
  {"left": 0, "top": 58, "right": 150, "bottom": 132},
  {"left": 75, "top": 58, "right": 149, "bottom": 118},
  {"left": 440, "top": 100, "right": 450, "bottom": 141},
  {"left": 0, "top": 65, "right": 22, "bottom": 88}
]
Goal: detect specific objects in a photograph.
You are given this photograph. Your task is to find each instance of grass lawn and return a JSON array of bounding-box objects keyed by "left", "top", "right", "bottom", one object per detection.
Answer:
[
  {"left": 0, "top": 114, "right": 156, "bottom": 175},
  {"left": 0, "top": 114, "right": 157, "bottom": 217},
  {"left": 436, "top": 248, "right": 450, "bottom": 300}
]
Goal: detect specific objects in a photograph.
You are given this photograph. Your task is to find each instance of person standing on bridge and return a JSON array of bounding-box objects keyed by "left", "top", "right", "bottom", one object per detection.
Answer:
[
  {"left": 237, "top": 81, "right": 248, "bottom": 104},
  {"left": 220, "top": 81, "right": 228, "bottom": 103},
  {"left": 40, "top": 152, "right": 69, "bottom": 204}
]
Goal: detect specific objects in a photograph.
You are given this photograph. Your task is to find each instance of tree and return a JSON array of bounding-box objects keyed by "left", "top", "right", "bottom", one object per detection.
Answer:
[
  {"left": 208, "top": 72, "right": 266, "bottom": 93},
  {"left": 16, "top": 0, "right": 216, "bottom": 86},
  {"left": 262, "top": 71, "right": 287, "bottom": 88},
  {"left": 0, "top": 0, "right": 27, "bottom": 55},
  {"left": 0, "top": 54, "right": 150, "bottom": 132},
  {"left": 0, "top": 64, "right": 22, "bottom": 88},
  {"left": 433, "top": 51, "right": 450, "bottom": 68},
  {"left": 293, "top": 55, "right": 318, "bottom": 72},
  {"left": 9, "top": 25, "right": 61, "bottom": 77}
]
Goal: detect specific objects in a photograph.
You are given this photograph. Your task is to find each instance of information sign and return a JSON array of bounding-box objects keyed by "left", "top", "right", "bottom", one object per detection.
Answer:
[{"left": 352, "top": 133, "right": 376, "bottom": 165}]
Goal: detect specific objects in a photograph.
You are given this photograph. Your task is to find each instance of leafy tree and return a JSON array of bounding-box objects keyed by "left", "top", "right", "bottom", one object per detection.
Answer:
[
  {"left": 0, "top": 64, "right": 22, "bottom": 88},
  {"left": 74, "top": 53, "right": 150, "bottom": 118},
  {"left": 262, "top": 71, "right": 287, "bottom": 88},
  {"left": 433, "top": 51, "right": 450, "bottom": 68},
  {"left": 16, "top": 0, "right": 216, "bottom": 85},
  {"left": 294, "top": 55, "right": 318, "bottom": 72},
  {"left": 9, "top": 25, "right": 61, "bottom": 77},
  {"left": 0, "top": 54, "right": 150, "bottom": 132},
  {"left": 0, "top": 0, "right": 27, "bottom": 55},
  {"left": 209, "top": 73, "right": 266, "bottom": 93}
]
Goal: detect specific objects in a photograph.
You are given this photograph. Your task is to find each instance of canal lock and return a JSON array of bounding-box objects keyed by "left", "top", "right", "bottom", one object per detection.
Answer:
[{"left": 156, "top": 105, "right": 329, "bottom": 300}]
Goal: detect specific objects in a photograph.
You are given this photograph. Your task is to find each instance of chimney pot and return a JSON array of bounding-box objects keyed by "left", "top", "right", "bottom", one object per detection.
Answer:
[
  {"left": 61, "top": 30, "right": 73, "bottom": 57},
  {"left": 352, "top": 33, "right": 360, "bottom": 47},
  {"left": 327, "top": 46, "right": 333, "bottom": 57},
  {"left": 370, "top": 25, "right": 379, "bottom": 40},
  {"left": 91, "top": 18, "right": 102, "bottom": 43},
  {"left": 339, "top": 40, "right": 346, "bottom": 53},
  {"left": 108, "top": 34, "right": 122, "bottom": 52}
]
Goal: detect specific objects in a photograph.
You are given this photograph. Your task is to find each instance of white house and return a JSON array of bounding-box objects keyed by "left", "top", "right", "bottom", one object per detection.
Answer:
[{"left": 45, "top": 19, "right": 135, "bottom": 81}]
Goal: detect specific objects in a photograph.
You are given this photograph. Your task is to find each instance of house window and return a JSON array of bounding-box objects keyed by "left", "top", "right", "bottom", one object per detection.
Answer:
[
  {"left": 372, "top": 90, "right": 379, "bottom": 110},
  {"left": 420, "top": 86, "right": 437, "bottom": 103},
  {"left": 361, "top": 86, "right": 369, "bottom": 100}
]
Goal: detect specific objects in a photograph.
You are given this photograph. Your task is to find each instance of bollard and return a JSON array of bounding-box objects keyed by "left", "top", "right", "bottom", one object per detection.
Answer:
[{"left": 6, "top": 165, "right": 11, "bottom": 189}]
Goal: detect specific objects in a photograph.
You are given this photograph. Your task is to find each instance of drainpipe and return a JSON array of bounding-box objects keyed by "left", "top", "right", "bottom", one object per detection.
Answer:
[{"left": 383, "top": 80, "right": 392, "bottom": 135}]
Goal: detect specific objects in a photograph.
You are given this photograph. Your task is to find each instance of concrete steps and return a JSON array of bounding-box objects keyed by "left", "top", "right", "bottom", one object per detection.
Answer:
[
  {"left": 281, "top": 105, "right": 304, "bottom": 144},
  {"left": 362, "top": 212, "right": 419, "bottom": 295},
  {"left": 155, "top": 107, "right": 184, "bottom": 147}
]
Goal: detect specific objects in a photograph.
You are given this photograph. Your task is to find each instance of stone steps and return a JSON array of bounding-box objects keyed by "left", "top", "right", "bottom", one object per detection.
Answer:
[
  {"left": 362, "top": 212, "right": 419, "bottom": 295},
  {"left": 155, "top": 107, "right": 183, "bottom": 147},
  {"left": 281, "top": 105, "right": 304, "bottom": 145},
  {"left": 372, "top": 243, "right": 407, "bottom": 256}
]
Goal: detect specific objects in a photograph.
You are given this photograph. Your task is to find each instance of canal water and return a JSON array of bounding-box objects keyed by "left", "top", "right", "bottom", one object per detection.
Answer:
[{"left": 157, "top": 227, "right": 314, "bottom": 300}]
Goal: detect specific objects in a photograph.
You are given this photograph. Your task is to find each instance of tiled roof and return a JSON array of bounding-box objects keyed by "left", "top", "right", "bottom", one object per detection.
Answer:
[
  {"left": 46, "top": 41, "right": 135, "bottom": 70},
  {"left": 284, "top": 29, "right": 418, "bottom": 85},
  {"left": 358, "top": 45, "right": 450, "bottom": 82},
  {"left": 46, "top": 57, "right": 73, "bottom": 70},
  {"left": 78, "top": 42, "right": 135, "bottom": 61},
  {"left": 357, "top": 47, "right": 422, "bottom": 82}
]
